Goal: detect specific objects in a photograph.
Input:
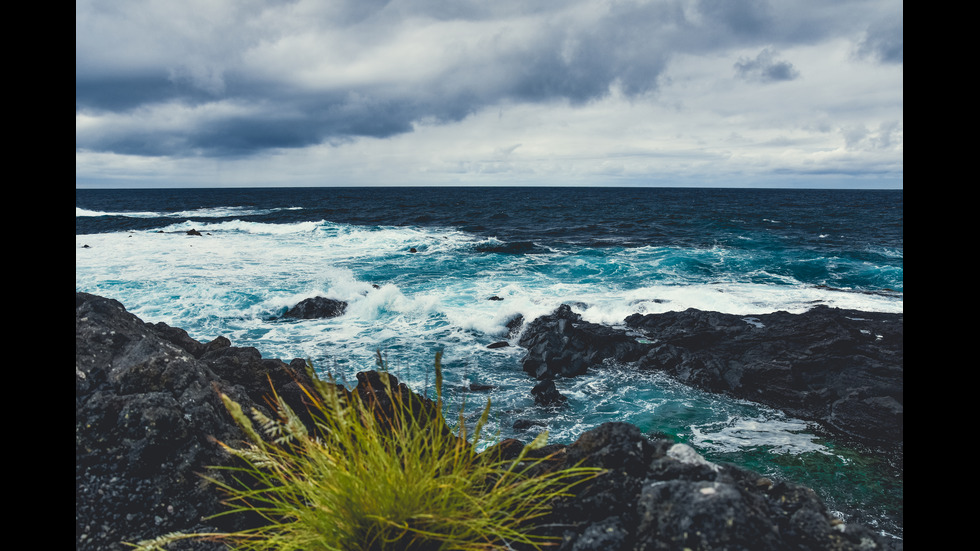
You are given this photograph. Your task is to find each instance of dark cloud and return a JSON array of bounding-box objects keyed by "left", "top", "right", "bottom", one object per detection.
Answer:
[
  {"left": 697, "top": 0, "right": 773, "bottom": 36},
  {"left": 76, "top": 2, "right": 685, "bottom": 157},
  {"left": 734, "top": 48, "right": 800, "bottom": 83},
  {"left": 75, "top": 74, "right": 217, "bottom": 112},
  {"left": 78, "top": 95, "right": 426, "bottom": 158},
  {"left": 75, "top": 0, "right": 894, "bottom": 159},
  {"left": 856, "top": 14, "right": 903, "bottom": 63}
]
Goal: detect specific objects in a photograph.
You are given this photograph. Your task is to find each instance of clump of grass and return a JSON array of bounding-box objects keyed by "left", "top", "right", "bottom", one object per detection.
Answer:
[{"left": 133, "top": 352, "right": 601, "bottom": 551}]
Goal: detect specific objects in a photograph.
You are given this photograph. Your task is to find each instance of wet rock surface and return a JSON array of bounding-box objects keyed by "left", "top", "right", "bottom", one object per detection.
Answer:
[
  {"left": 518, "top": 304, "right": 903, "bottom": 455},
  {"left": 625, "top": 306, "right": 903, "bottom": 453},
  {"left": 518, "top": 304, "right": 652, "bottom": 379},
  {"left": 522, "top": 422, "right": 899, "bottom": 550},
  {"left": 77, "top": 293, "right": 899, "bottom": 550},
  {"left": 281, "top": 296, "right": 348, "bottom": 319},
  {"left": 76, "top": 292, "right": 316, "bottom": 550}
]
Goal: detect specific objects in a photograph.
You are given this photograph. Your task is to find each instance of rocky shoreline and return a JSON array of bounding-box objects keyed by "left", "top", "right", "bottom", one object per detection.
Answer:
[
  {"left": 518, "top": 304, "right": 903, "bottom": 459},
  {"left": 76, "top": 292, "right": 901, "bottom": 550}
]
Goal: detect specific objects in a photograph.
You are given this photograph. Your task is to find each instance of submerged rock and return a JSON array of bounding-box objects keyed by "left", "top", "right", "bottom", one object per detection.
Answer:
[
  {"left": 513, "top": 418, "right": 548, "bottom": 431},
  {"left": 531, "top": 379, "right": 568, "bottom": 408},
  {"left": 474, "top": 240, "right": 539, "bottom": 254}
]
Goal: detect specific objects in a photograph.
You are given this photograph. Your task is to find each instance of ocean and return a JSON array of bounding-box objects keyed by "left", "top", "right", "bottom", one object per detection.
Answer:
[{"left": 76, "top": 186, "right": 903, "bottom": 538}]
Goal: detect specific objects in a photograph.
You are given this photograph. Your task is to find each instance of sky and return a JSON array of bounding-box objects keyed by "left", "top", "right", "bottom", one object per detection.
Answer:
[{"left": 76, "top": 0, "right": 903, "bottom": 189}]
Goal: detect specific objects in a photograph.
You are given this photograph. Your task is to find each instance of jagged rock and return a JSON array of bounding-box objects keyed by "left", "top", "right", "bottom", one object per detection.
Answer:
[
  {"left": 519, "top": 304, "right": 651, "bottom": 379},
  {"left": 505, "top": 314, "right": 525, "bottom": 337},
  {"left": 536, "top": 423, "right": 897, "bottom": 551},
  {"left": 282, "top": 296, "right": 347, "bottom": 319},
  {"left": 531, "top": 379, "right": 568, "bottom": 408},
  {"left": 353, "top": 370, "right": 441, "bottom": 427},
  {"left": 625, "top": 306, "right": 903, "bottom": 451},
  {"left": 76, "top": 292, "right": 318, "bottom": 551},
  {"left": 477, "top": 438, "right": 526, "bottom": 462},
  {"left": 518, "top": 304, "right": 902, "bottom": 454}
]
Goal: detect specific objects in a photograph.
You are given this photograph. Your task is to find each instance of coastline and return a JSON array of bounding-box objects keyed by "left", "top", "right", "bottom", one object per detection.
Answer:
[
  {"left": 76, "top": 292, "right": 902, "bottom": 550},
  {"left": 518, "top": 303, "right": 903, "bottom": 458}
]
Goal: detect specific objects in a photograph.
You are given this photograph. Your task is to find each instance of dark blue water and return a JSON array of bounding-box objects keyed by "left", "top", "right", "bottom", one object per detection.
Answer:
[{"left": 77, "top": 186, "right": 903, "bottom": 293}]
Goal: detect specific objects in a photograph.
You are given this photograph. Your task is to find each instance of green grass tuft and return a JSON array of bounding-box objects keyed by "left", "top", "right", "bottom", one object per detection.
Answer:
[{"left": 132, "top": 353, "right": 601, "bottom": 551}]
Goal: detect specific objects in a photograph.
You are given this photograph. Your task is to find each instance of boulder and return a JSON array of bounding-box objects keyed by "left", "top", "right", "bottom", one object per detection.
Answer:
[
  {"left": 531, "top": 379, "right": 568, "bottom": 408},
  {"left": 282, "top": 296, "right": 347, "bottom": 319},
  {"left": 505, "top": 314, "right": 525, "bottom": 337},
  {"left": 519, "top": 304, "right": 651, "bottom": 379}
]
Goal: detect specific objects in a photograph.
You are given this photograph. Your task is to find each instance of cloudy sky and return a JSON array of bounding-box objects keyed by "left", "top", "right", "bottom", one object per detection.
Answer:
[{"left": 76, "top": 0, "right": 903, "bottom": 188}]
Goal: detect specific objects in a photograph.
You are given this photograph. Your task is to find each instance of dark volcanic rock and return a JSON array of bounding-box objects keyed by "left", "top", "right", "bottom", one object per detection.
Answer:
[
  {"left": 76, "top": 293, "right": 439, "bottom": 550},
  {"left": 536, "top": 423, "right": 896, "bottom": 551},
  {"left": 77, "top": 293, "right": 898, "bottom": 551},
  {"left": 518, "top": 304, "right": 902, "bottom": 454},
  {"left": 625, "top": 306, "right": 903, "bottom": 451},
  {"left": 513, "top": 418, "right": 548, "bottom": 431},
  {"left": 282, "top": 296, "right": 347, "bottom": 319},
  {"left": 354, "top": 370, "right": 436, "bottom": 419},
  {"left": 531, "top": 379, "right": 568, "bottom": 408},
  {"left": 76, "top": 292, "right": 318, "bottom": 551},
  {"left": 505, "top": 314, "right": 525, "bottom": 337},
  {"left": 519, "top": 304, "right": 652, "bottom": 379}
]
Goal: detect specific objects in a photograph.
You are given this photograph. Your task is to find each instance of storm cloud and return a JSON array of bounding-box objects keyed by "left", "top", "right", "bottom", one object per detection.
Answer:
[
  {"left": 76, "top": 0, "right": 903, "bottom": 187},
  {"left": 734, "top": 48, "right": 800, "bottom": 83},
  {"left": 856, "top": 13, "right": 904, "bottom": 63},
  {"left": 78, "top": 1, "right": 678, "bottom": 156}
]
